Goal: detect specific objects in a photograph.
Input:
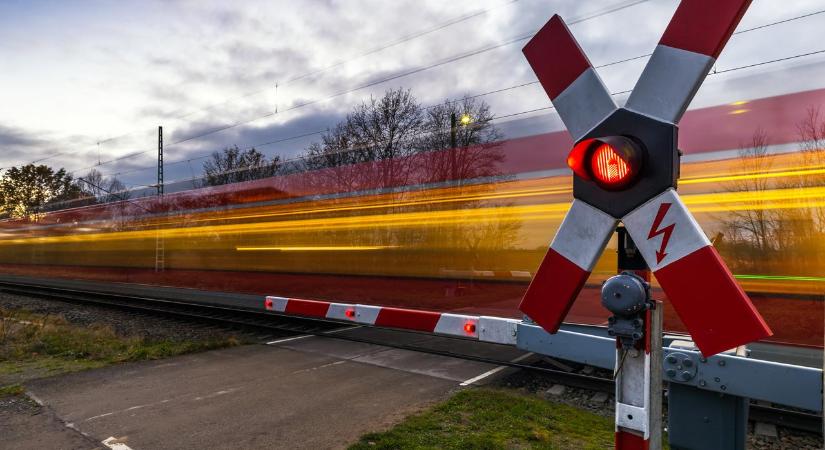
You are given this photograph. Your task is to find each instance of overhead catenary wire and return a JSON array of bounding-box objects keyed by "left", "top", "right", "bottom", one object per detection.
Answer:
[
  {"left": 4, "top": 0, "right": 526, "bottom": 172},
  {"left": 162, "top": 0, "right": 524, "bottom": 122},
  {"left": 44, "top": 43, "right": 825, "bottom": 211},
  {"left": 96, "top": 40, "right": 825, "bottom": 185},
  {"left": 91, "top": 43, "right": 825, "bottom": 190},
  {"left": 52, "top": 0, "right": 653, "bottom": 177},
  {"left": 21, "top": 5, "right": 825, "bottom": 181}
]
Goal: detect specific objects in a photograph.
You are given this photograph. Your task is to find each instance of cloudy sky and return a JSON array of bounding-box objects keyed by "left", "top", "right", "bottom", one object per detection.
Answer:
[{"left": 1, "top": 0, "right": 824, "bottom": 190}]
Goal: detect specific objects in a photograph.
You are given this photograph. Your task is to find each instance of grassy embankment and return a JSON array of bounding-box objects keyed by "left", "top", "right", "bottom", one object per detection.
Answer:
[
  {"left": 0, "top": 307, "right": 240, "bottom": 393},
  {"left": 349, "top": 388, "right": 623, "bottom": 450}
]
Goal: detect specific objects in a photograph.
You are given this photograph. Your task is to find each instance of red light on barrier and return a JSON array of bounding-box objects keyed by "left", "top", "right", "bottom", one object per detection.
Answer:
[
  {"left": 567, "top": 136, "right": 643, "bottom": 190},
  {"left": 567, "top": 139, "right": 592, "bottom": 180},
  {"left": 592, "top": 143, "right": 630, "bottom": 186},
  {"left": 464, "top": 323, "right": 476, "bottom": 334},
  {"left": 264, "top": 298, "right": 274, "bottom": 310},
  {"left": 345, "top": 308, "right": 355, "bottom": 318}
]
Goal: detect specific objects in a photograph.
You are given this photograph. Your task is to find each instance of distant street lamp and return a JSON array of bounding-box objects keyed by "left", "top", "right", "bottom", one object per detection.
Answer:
[{"left": 449, "top": 112, "right": 473, "bottom": 182}]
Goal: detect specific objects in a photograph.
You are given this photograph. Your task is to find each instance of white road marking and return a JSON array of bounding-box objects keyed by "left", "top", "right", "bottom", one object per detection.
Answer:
[
  {"left": 266, "top": 335, "right": 312, "bottom": 345},
  {"left": 325, "top": 325, "right": 364, "bottom": 334},
  {"left": 459, "top": 352, "right": 534, "bottom": 386},
  {"left": 102, "top": 436, "right": 134, "bottom": 450},
  {"left": 193, "top": 387, "right": 239, "bottom": 401},
  {"left": 291, "top": 360, "right": 347, "bottom": 375},
  {"left": 266, "top": 325, "right": 363, "bottom": 345}
]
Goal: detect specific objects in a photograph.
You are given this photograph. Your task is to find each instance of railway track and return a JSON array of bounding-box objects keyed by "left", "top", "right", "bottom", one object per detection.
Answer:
[{"left": 0, "top": 279, "right": 819, "bottom": 434}]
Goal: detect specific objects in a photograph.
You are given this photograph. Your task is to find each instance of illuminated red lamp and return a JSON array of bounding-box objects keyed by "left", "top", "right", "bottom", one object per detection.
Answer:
[
  {"left": 463, "top": 322, "right": 476, "bottom": 334},
  {"left": 345, "top": 308, "right": 356, "bottom": 319},
  {"left": 264, "top": 298, "right": 274, "bottom": 310},
  {"left": 567, "top": 136, "right": 643, "bottom": 190}
]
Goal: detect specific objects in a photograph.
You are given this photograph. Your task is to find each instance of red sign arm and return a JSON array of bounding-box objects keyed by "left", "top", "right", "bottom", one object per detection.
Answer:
[
  {"left": 522, "top": 15, "right": 616, "bottom": 141},
  {"left": 626, "top": 0, "right": 752, "bottom": 124}
]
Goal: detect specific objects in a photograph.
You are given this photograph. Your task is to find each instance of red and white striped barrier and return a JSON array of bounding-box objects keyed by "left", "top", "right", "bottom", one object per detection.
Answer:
[{"left": 263, "top": 296, "right": 519, "bottom": 345}]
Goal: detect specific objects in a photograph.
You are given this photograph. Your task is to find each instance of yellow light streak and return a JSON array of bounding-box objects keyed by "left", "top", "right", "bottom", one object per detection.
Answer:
[
  {"left": 170, "top": 183, "right": 572, "bottom": 227},
  {"left": 681, "top": 166, "right": 825, "bottom": 185},
  {"left": 236, "top": 246, "right": 396, "bottom": 251},
  {"left": 3, "top": 184, "right": 825, "bottom": 249},
  {"left": 728, "top": 108, "right": 750, "bottom": 115},
  {"left": 679, "top": 151, "right": 824, "bottom": 181},
  {"left": 0, "top": 203, "right": 570, "bottom": 246},
  {"left": 143, "top": 157, "right": 825, "bottom": 230}
]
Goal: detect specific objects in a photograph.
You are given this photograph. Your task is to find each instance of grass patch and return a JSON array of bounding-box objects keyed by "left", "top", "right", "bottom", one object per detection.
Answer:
[
  {"left": 0, "top": 307, "right": 241, "bottom": 388},
  {"left": 350, "top": 388, "right": 617, "bottom": 450},
  {"left": 0, "top": 383, "right": 24, "bottom": 397}
]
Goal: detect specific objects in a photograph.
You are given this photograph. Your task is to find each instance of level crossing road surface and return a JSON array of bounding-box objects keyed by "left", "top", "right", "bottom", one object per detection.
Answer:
[{"left": 7, "top": 328, "right": 527, "bottom": 450}]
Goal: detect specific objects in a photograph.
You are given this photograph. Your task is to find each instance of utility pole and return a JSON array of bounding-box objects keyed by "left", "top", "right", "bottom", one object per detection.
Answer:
[
  {"left": 155, "top": 126, "right": 165, "bottom": 273},
  {"left": 450, "top": 112, "right": 457, "bottom": 181},
  {"left": 157, "top": 126, "right": 164, "bottom": 196}
]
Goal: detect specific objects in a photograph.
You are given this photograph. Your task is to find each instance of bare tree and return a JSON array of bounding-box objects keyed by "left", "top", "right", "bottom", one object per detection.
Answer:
[
  {"left": 78, "top": 169, "right": 131, "bottom": 203},
  {"left": 796, "top": 106, "right": 825, "bottom": 233},
  {"left": 303, "top": 123, "right": 364, "bottom": 192},
  {"left": 203, "top": 146, "right": 280, "bottom": 187},
  {"left": 303, "top": 88, "right": 424, "bottom": 189},
  {"left": 722, "top": 129, "right": 778, "bottom": 256},
  {"left": 717, "top": 124, "right": 825, "bottom": 275},
  {"left": 299, "top": 89, "right": 519, "bottom": 266},
  {"left": 417, "top": 96, "right": 505, "bottom": 184}
]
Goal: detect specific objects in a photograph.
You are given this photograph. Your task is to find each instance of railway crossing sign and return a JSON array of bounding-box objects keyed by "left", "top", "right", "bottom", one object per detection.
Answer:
[{"left": 519, "top": 0, "right": 773, "bottom": 358}]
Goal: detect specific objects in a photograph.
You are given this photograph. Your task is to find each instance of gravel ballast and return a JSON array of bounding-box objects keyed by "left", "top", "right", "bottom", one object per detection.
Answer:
[
  {"left": 0, "top": 291, "right": 248, "bottom": 343},
  {"left": 496, "top": 356, "right": 823, "bottom": 450}
]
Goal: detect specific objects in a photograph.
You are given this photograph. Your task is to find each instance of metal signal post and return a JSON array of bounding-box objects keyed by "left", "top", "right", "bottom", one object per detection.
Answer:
[
  {"left": 157, "top": 125, "right": 164, "bottom": 197},
  {"left": 155, "top": 125, "right": 165, "bottom": 272},
  {"left": 606, "top": 228, "right": 661, "bottom": 448},
  {"left": 519, "top": 1, "right": 772, "bottom": 448}
]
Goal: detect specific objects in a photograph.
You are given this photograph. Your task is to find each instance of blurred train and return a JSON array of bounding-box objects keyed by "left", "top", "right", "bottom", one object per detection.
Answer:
[{"left": 0, "top": 87, "right": 823, "bottom": 348}]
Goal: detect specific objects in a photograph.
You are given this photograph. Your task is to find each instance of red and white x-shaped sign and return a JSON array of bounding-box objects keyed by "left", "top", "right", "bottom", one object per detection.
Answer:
[{"left": 519, "top": 0, "right": 772, "bottom": 357}]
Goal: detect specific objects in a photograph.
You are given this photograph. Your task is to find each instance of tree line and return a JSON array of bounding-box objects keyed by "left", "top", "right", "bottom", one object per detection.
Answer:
[
  {"left": 0, "top": 166, "right": 130, "bottom": 220},
  {"left": 0, "top": 88, "right": 501, "bottom": 220},
  {"left": 201, "top": 88, "right": 501, "bottom": 187}
]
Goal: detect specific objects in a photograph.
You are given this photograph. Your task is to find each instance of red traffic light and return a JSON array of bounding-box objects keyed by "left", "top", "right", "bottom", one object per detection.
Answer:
[{"left": 567, "top": 136, "right": 643, "bottom": 190}]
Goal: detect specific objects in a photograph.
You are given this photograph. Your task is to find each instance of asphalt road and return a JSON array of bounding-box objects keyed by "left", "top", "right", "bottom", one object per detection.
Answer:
[{"left": 10, "top": 332, "right": 523, "bottom": 450}]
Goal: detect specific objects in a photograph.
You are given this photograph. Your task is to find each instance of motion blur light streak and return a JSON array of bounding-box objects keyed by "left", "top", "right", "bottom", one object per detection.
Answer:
[
  {"left": 734, "top": 274, "right": 825, "bottom": 282},
  {"left": 236, "top": 246, "right": 397, "bottom": 251},
  {"left": 175, "top": 183, "right": 573, "bottom": 227},
  {"left": 0, "top": 183, "right": 823, "bottom": 245},
  {"left": 680, "top": 165, "right": 825, "bottom": 184},
  {"left": 0, "top": 89, "right": 823, "bottom": 348}
]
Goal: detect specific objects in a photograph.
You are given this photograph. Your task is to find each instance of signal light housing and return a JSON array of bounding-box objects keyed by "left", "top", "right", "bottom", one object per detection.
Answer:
[{"left": 568, "top": 136, "right": 643, "bottom": 191}]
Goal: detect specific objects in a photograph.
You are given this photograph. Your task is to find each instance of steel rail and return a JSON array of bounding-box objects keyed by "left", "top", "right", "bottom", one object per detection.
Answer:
[{"left": 0, "top": 281, "right": 611, "bottom": 392}]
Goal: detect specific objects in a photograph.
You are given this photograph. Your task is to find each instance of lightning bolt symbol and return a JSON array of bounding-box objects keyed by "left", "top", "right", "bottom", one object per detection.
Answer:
[{"left": 647, "top": 202, "right": 675, "bottom": 264}]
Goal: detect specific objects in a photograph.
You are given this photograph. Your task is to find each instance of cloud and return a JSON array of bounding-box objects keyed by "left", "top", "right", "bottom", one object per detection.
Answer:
[{"left": 0, "top": 125, "right": 60, "bottom": 168}]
